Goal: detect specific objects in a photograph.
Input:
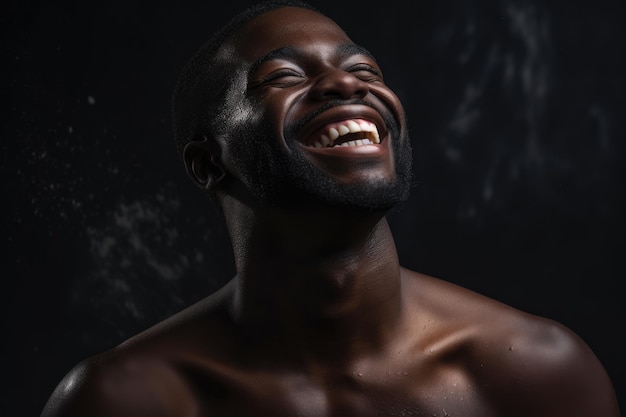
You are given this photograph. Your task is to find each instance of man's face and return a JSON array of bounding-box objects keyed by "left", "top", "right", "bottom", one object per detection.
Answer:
[{"left": 213, "top": 6, "right": 412, "bottom": 212}]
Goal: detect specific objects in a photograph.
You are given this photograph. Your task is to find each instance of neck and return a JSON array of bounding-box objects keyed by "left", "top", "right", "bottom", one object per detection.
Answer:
[{"left": 221, "top": 194, "right": 405, "bottom": 366}]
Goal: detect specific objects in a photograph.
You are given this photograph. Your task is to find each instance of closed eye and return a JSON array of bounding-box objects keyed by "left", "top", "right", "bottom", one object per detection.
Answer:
[
  {"left": 251, "top": 69, "right": 305, "bottom": 89},
  {"left": 348, "top": 64, "right": 383, "bottom": 82}
]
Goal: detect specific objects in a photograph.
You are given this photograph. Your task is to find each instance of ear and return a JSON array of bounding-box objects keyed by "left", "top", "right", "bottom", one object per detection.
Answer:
[{"left": 182, "top": 136, "right": 226, "bottom": 191}]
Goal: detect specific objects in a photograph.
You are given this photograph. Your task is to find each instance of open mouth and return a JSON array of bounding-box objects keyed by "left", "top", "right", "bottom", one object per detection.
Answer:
[{"left": 304, "top": 119, "right": 381, "bottom": 149}]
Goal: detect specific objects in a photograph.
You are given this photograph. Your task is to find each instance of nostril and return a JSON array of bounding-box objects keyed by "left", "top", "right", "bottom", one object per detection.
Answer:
[{"left": 310, "top": 70, "right": 369, "bottom": 101}]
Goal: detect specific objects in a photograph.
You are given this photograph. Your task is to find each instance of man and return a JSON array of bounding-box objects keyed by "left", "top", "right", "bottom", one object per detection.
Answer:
[{"left": 41, "top": 1, "right": 620, "bottom": 416}]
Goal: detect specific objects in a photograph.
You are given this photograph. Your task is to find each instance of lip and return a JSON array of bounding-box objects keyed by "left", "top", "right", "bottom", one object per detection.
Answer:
[{"left": 295, "top": 105, "right": 389, "bottom": 150}]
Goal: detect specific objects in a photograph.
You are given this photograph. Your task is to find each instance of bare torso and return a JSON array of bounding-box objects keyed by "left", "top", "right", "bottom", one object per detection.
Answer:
[{"left": 43, "top": 268, "right": 618, "bottom": 417}]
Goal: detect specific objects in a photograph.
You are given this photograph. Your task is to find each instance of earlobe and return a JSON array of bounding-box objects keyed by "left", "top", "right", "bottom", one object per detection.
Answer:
[{"left": 183, "top": 137, "right": 226, "bottom": 191}]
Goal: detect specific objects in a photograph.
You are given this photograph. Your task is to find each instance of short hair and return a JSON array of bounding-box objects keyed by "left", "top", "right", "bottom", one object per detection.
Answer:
[{"left": 171, "top": 0, "right": 320, "bottom": 160}]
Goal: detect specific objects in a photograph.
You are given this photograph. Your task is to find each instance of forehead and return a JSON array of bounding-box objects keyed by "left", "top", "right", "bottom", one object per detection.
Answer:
[{"left": 228, "top": 7, "right": 353, "bottom": 62}]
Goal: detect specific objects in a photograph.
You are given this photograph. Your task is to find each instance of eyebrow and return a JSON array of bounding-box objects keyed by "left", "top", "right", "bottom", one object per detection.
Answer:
[
  {"left": 249, "top": 43, "right": 377, "bottom": 75},
  {"left": 249, "top": 46, "right": 301, "bottom": 75},
  {"left": 337, "top": 43, "right": 376, "bottom": 61}
]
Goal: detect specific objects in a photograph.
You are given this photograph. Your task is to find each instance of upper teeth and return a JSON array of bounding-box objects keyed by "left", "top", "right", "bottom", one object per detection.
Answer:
[{"left": 308, "top": 119, "right": 381, "bottom": 148}]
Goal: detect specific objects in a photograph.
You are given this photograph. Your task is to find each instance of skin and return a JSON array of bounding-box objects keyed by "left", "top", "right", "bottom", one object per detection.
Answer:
[{"left": 41, "top": 6, "right": 620, "bottom": 417}]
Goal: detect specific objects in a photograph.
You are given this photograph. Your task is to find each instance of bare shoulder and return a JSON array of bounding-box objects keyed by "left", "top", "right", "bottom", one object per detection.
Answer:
[
  {"left": 401, "top": 268, "right": 620, "bottom": 417},
  {"left": 40, "top": 349, "right": 198, "bottom": 417},
  {"left": 482, "top": 315, "right": 621, "bottom": 417},
  {"left": 41, "top": 280, "right": 237, "bottom": 417}
]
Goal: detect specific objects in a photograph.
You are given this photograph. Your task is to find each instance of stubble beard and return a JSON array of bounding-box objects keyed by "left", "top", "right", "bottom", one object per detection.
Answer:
[{"left": 226, "top": 116, "right": 413, "bottom": 213}]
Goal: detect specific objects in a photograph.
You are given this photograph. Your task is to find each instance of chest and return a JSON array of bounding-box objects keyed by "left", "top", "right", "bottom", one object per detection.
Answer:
[{"left": 188, "top": 365, "right": 497, "bottom": 417}]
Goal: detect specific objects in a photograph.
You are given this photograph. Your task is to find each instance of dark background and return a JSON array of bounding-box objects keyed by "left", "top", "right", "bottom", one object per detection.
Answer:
[{"left": 3, "top": 0, "right": 624, "bottom": 415}]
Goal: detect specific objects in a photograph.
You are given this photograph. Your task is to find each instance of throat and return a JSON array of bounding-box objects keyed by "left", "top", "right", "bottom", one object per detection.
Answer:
[
  {"left": 232, "top": 219, "right": 404, "bottom": 362},
  {"left": 222, "top": 198, "right": 405, "bottom": 361}
]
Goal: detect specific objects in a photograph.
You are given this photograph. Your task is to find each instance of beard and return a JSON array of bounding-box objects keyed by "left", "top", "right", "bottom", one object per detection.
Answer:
[{"left": 224, "top": 112, "right": 413, "bottom": 213}]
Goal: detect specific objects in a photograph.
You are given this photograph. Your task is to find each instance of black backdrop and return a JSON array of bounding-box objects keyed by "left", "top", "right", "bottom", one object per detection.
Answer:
[{"left": 3, "top": 0, "right": 624, "bottom": 415}]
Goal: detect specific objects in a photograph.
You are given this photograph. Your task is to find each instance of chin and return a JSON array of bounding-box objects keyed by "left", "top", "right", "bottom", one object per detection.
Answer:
[{"left": 226, "top": 120, "right": 413, "bottom": 213}]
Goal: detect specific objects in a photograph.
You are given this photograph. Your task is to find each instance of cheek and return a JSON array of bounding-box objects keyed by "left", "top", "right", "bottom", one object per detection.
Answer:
[
  {"left": 218, "top": 113, "right": 280, "bottom": 180},
  {"left": 372, "top": 87, "right": 406, "bottom": 133},
  {"left": 258, "top": 88, "right": 307, "bottom": 145},
  {"left": 214, "top": 68, "right": 262, "bottom": 134},
  {"left": 217, "top": 92, "right": 262, "bottom": 135}
]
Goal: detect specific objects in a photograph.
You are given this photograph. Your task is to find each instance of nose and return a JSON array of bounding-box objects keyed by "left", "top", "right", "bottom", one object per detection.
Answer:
[{"left": 309, "top": 69, "right": 369, "bottom": 101}]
